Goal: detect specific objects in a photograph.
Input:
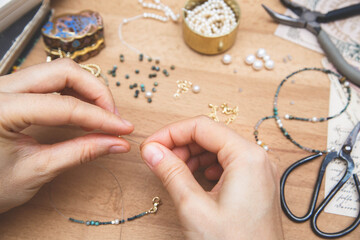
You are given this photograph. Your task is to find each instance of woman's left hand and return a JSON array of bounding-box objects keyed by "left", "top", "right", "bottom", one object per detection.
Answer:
[{"left": 0, "top": 59, "right": 134, "bottom": 213}]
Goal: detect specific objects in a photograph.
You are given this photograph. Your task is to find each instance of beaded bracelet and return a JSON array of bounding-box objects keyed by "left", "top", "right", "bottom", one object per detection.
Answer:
[
  {"left": 254, "top": 67, "right": 351, "bottom": 153},
  {"left": 68, "top": 197, "right": 161, "bottom": 226},
  {"left": 50, "top": 163, "right": 161, "bottom": 228}
]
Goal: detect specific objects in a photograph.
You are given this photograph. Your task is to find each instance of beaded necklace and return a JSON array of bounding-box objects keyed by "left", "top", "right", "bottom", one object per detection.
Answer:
[
  {"left": 254, "top": 67, "right": 351, "bottom": 153},
  {"left": 118, "top": 0, "right": 179, "bottom": 60},
  {"left": 50, "top": 160, "right": 161, "bottom": 231}
]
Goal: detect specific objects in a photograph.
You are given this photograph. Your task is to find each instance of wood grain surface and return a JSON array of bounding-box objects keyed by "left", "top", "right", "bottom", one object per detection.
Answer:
[{"left": 0, "top": 0, "right": 358, "bottom": 239}]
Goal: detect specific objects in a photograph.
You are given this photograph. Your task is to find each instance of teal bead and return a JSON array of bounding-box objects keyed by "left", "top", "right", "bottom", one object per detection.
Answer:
[
  {"left": 152, "top": 88, "right": 156, "bottom": 92},
  {"left": 135, "top": 69, "right": 140, "bottom": 74},
  {"left": 140, "top": 84, "right": 145, "bottom": 88},
  {"left": 154, "top": 82, "right": 158, "bottom": 86},
  {"left": 147, "top": 98, "right": 152, "bottom": 103},
  {"left": 125, "top": 74, "right": 130, "bottom": 79},
  {"left": 91, "top": 221, "right": 95, "bottom": 225},
  {"left": 95, "top": 221, "right": 99, "bottom": 226},
  {"left": 170, "top": 65, "right": 175, "bottom": 70}
]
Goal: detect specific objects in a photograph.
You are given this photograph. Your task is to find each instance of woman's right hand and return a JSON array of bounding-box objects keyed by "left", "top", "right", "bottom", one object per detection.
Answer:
[{"left": 141, "top": 116, "right": 284, "bottom": 240}]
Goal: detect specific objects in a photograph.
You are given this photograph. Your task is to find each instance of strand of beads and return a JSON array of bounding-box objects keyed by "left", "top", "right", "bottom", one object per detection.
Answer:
[
  {"left": 119, "top": 0, "right": 179, "bottom": 60},
  {"left": 68, "top": 197, "right": 161, "bottom": 227},
  {"left": 184, "top": 0, "right": 237, "bottom": 37},
  {"left": 254, "top": 67, "right": 351, "bottom": 153}
]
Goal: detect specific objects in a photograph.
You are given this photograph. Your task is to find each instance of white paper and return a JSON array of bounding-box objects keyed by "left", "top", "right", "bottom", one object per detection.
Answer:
[{"left": 323, "top": 58, "right": 360, "bottom": 218}]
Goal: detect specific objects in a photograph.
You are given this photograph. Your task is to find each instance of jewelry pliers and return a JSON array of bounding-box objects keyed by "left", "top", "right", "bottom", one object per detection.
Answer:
[{"left": 262, "top": 0, "right": 360, "bottom": 87}]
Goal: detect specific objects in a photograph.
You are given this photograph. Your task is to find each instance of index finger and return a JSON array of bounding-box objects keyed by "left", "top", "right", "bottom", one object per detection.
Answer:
[{"left": 0, "top": 58, "right": 116, "bottom": 113}]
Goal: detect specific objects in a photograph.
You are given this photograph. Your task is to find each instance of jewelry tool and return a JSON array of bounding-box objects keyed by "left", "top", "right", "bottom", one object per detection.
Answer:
[
  {"left": 262, "top": 0, "right": 360, "bottom": 87},
  {"left": 280, "top": 122, "right": 360, "bottom": 238}
]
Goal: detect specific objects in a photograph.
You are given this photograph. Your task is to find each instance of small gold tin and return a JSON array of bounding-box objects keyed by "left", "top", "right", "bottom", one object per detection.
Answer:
[{"left": 183, "top": 0, "right": 241, "bottom": 55}]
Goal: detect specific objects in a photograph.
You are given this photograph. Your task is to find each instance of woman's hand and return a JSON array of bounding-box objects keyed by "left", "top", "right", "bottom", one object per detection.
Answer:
[
  {"left": 0, "top": 59, "right": 134, "bottom": 213},
  {"left": 141, "top": 116, "right": 284, "bottom": 240}
]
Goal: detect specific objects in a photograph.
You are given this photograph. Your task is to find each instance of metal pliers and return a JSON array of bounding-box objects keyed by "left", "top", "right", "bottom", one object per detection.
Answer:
[{"left": 262, "top": 0, "right": 360, "bottom": 87}]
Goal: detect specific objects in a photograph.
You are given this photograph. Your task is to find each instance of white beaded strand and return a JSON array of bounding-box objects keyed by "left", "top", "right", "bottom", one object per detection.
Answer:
[{"left": 119, "top": 0, "right": 179, "bottom": 59}]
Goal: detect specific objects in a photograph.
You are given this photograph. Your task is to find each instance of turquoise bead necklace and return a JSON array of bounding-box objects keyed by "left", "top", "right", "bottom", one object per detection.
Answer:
[
  {"left": 50, "top": 156, "right": 161, "bottom": 230},
  {"left": 254, "top": 67, "right": 351, "bottom": 153}
]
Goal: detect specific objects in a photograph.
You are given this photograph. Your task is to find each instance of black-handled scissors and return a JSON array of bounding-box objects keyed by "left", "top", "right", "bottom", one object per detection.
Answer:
[
  {"left": 280, "top": 122, "right": 360, "bottom": 238},
  {"left": 262, "top": 0, "right": 360, "bottom": 87}
]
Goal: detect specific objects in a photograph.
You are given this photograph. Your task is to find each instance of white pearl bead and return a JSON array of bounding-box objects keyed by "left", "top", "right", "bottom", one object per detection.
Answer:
[
  {"left": 263, "top": 55, "right": 270, "bottom": 61},
  {"left": 245, "top": 54, "right": 255, "bottom": 65},
  {"left": 256, "top": 48, "right": 266, "bottom": 58},
  {"left": 192, "top": 85, "right": 201, "bottom": 93},
  {"left": 222, "top": 54, "right": 232, "bottom": 65},
  {"left": 344, "top": 81, "right": 350, "bottom": 87},
  {"left": 114, "top": 219, "right": 120, "bottom": 224},
  {"left": 263, "top": 145, "right": 269, "bottom": 151},
  {"left": 252, "top": 60, "right": 263, "bottom": 71},
  {"left": 257, "top": 141, "right": 262, "bottom": 145},
  {"left": 145, "top": 91, "right": 153, "bottom": 99},
  {"left": 265, "top": 60, "right": 275, "bottom": 70},
  {"left": 284, "top": 114, "right": 290, "bottom": 119},
  {"left": 312, "top": 117, "right": 318, "bottom": 122}
]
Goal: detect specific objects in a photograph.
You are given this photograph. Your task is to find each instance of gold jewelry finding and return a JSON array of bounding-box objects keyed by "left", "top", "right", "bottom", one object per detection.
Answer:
[
  {"left": 208, "top": 103, "right": 238, "bottom": 125},
  {"left": 174, "top": 80, "right": 193, "bottom": 98},
  {"left": 53, "top": 48, "right": 108, "bottom": 86}
]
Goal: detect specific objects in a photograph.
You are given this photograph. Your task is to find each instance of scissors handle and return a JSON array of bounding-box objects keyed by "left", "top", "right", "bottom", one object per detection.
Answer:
[
  {"left": 312, "top": 174, "right": 360, "bottom": 238},
  {"left": 280, "top": 153, "right": 324, "bottom": 222},
  {"left": 318, "top": 3, "right": 360, "bottom": 23},
  {"left": 317, "top": 29, "right": 360, "bottom": 87}
]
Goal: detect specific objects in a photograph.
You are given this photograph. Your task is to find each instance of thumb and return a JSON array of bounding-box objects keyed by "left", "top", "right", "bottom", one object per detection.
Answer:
[{"left": 141, "top": 142, "right": 207, "bottom": 207}]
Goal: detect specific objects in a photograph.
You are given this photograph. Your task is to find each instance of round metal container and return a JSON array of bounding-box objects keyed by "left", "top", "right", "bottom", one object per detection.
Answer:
[{"left": 182, "top": 0, "right": 241, "bottom": 55}]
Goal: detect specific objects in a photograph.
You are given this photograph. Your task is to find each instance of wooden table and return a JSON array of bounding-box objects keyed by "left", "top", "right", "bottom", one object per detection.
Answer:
[{"left": 0, "top": 0, "right": 358, "bottom": 239}]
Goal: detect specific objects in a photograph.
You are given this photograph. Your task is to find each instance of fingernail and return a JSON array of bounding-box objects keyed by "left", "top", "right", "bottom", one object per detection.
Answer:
[
  {"left": 122, "top": 119, "right": 133, "bottom": 127},
  {"left": 109, "top": 145, "right": 128, "bottom": 154},
  {"left": 142, "top": 144, "right": 164, "bottom": 167}
]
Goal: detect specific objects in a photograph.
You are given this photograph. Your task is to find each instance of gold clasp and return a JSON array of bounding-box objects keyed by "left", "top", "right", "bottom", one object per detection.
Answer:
[{"left": 148, "top": 197, "right": 161, "bottom": 214}]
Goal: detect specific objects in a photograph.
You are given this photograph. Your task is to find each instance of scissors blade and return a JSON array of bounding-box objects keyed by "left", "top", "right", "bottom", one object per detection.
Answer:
[
  {"left": 262, "top": 4, "right": 306, "bottom": 28},
  {"left": 341, "top": 122, "right": 360, "bottom": 155}
]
